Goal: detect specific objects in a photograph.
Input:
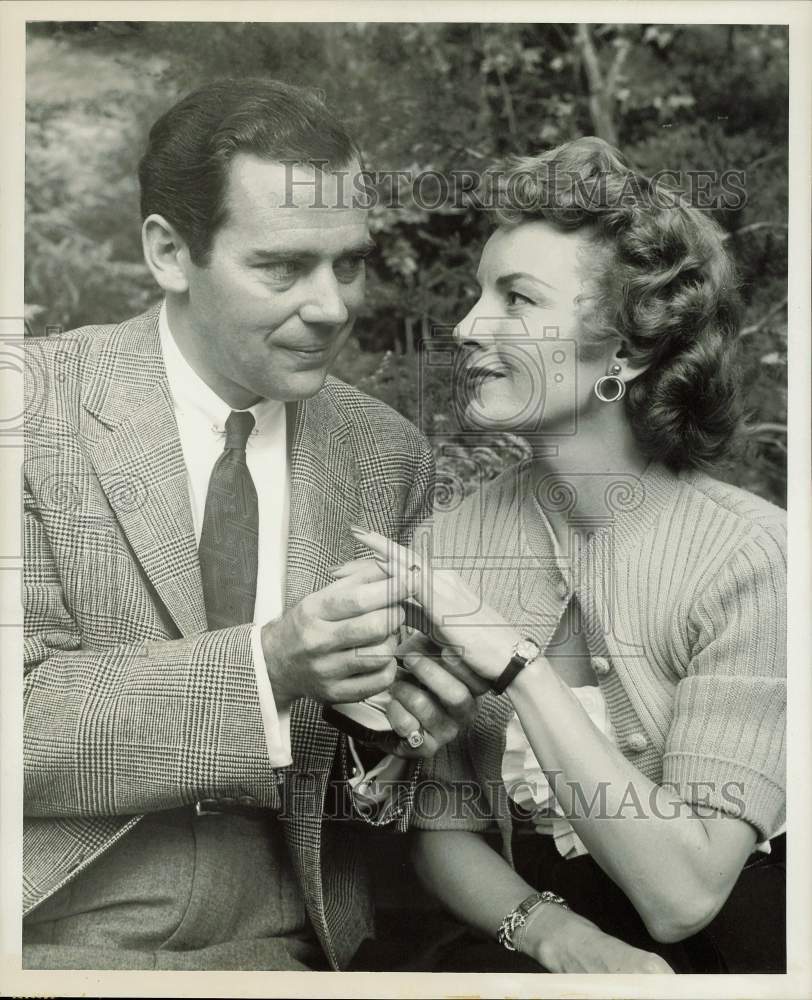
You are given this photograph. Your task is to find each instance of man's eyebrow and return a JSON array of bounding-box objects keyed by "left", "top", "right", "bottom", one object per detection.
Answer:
[
  {"left": 495, "top": 272, "right": 556, "bottom": 292},
  {"left": 248, "top": 238, "right": 377, "bottom": 263}
]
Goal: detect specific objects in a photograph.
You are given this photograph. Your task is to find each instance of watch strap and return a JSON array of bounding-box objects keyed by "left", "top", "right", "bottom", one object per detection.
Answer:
[
  {"left": 491, "top": 638, "right": 540, "bottom": 695},
  {"left": 491, "top": 653, "right": 527, "bottom": 695}
]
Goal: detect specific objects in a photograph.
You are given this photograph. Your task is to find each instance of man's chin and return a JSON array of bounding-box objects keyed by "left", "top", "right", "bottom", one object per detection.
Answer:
[{"left": 258, "top": 366, "right": 330, "bottom": 402}]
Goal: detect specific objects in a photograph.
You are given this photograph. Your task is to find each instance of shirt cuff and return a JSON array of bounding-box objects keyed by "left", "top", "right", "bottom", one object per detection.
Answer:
[{"left": 250, "top": 624, "right": 292, "bottom": 767}]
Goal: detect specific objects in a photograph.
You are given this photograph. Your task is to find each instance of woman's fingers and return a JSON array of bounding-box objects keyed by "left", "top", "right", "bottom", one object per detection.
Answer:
[
  {"left": 327, "top": 557, "right": 387, "bottom": 581},
  {"left": 397, "top": 632, "right": 490, "bottom": 696},
  {"left": 390, "top": 675, "right": 458, "bottom": 743},
  {"left": 385, "top": 693, "right": 440, "bottom": 759},
  {"left": 348, "top": 528, "right": 481, "bottom": 628},
  {"left": 401, "top": 651, "right": 484, "bottom": 718},
  {"left": 342, "top": 528, "right": 520, "bottom": 684},
  {"left": 435, "top": 647, "right": 492, "bottom": 697},
  {"left": 349, "top": 527, "right": 426, "bottom": 600},
  {"left": 386, "top": 692, "right": 421, "bottom": 739}
]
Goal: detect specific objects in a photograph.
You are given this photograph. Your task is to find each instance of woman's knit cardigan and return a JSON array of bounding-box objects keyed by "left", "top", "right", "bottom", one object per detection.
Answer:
[{"left": 412, "top": 460, "right": 786, "bottom": 858}]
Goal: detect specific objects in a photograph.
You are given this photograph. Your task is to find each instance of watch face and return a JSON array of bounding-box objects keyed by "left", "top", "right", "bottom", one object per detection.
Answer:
[{"left": 514, "top": 638, "right": 540, "bottom": 663}]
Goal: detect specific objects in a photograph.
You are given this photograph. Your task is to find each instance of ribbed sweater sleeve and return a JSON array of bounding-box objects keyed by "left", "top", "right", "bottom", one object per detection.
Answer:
[
  {"left": 661, "top": 524, "right": 786, "bottom": 840},
  {"left": 411, "top": 738, "right": 494, "bottom": 832}
]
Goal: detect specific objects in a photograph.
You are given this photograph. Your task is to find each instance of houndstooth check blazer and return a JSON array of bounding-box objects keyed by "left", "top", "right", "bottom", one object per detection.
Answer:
[{"left": 23, "top": 303, "right": 435, "bottom": 969}]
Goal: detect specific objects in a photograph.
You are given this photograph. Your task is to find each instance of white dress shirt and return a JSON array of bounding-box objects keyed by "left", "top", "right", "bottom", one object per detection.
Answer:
[
  {"left": 158, "top": 304, "right": 403, "bottom": 803},
  {"left": 159, "top": 303, "right": 293, "bottom": 766}
]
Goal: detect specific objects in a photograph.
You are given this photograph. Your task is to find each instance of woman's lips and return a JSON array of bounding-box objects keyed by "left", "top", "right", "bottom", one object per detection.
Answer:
[{"left": 456, "top": 363, "right": 510, "bottom": 410}]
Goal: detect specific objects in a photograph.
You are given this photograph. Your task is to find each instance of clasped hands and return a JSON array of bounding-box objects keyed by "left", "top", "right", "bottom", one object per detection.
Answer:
[{"left": 261, "top": 527, "right": 514, "bottom": 758}]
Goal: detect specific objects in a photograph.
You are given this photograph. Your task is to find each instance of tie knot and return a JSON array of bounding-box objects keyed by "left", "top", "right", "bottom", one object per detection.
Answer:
[{"left": 224, "top": 410, "right": 256, "bottom": 451}]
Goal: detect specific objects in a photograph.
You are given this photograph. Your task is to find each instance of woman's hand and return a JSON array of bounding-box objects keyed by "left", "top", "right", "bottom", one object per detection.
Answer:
[
  {"left": 385, "top": 665, "right": 472, "bottom": 758},
  {"left": 349, "top": 526, "right": 522, "bottom": 682},
  {"left": 325, "top": 557, "right": 488, "bottom": 755},
  {"left": 525, "top": 906, "right": 675, "bottom": 974}
]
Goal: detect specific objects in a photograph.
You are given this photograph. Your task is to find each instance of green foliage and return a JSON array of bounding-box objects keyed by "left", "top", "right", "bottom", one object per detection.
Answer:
[{"left": 25, "top": 21, "right": 788, "bottom": 505}]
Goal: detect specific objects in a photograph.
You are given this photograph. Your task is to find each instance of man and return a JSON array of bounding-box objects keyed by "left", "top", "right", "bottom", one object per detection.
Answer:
[{"left": 22, "top": 78, "right": 473, "bottom": 971}]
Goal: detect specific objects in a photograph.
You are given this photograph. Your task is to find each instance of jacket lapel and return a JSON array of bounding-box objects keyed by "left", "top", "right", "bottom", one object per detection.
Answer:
[
  {"left": 281, "top": 386, "right": 361, "bottom": 969},
  {"left": 283, "top": 389, "right": 358, "bottom": 611},
  {"left": 82, "top": 305, "right": 207, "bottom": 638},
  {"left": 284, "top": 386, "right": 359, "bottom": 771}
]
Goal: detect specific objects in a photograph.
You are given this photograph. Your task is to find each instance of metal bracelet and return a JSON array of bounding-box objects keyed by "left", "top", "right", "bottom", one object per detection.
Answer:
[{"left": 496, "top": 890, "right": 569, "bottom": 952}]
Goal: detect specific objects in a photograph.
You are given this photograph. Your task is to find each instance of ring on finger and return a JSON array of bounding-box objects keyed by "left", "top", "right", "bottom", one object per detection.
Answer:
[{"left": 404, "top": 726, "right": 425, "bottom": 749}]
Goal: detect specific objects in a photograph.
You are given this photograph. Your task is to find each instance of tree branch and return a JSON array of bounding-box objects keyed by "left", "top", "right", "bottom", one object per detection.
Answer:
[
  {"left": 494, "top": 63, "right": 519, "bottom": 142},
  {"left": 576, "top": 23, "right": 604, "bottom": 92},
  {"left": 743, "top": 149, "right": 785, "bottom": 174},
  {"left": 549, "top": 22, "right": 574, "bottom": 51},
  {"left": 606, "top": 37, "right": 631, "bottom": 94},
  {"left": 739, "top": 296, "right": 788, "bottom": 338},
  {"left": 723, "top": 221, "right": 788, "bottom": 241},
  {"left": 575, "top": 23, "right": 620, "bottom": 145}
]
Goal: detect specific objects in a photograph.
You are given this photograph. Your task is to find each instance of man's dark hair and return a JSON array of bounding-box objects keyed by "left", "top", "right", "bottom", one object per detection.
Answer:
[{"left": 138, "top": 77, "right": 361, "bottom": 264}]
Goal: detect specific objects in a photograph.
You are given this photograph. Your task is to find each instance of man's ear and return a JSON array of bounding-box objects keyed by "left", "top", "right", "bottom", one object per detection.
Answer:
[{"left": 141, "top": 214, "right": 191, "bottom": 294}]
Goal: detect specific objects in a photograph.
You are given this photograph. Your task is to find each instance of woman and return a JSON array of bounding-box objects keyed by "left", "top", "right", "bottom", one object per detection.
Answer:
[{"left": 348, "top": 137, "right": 786, "bottom": 973}]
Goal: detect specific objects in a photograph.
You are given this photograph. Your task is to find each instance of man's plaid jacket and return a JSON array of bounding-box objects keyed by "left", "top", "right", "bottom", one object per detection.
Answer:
[{"left": 22, "top": 303, "right": 435, "bottom": 969}]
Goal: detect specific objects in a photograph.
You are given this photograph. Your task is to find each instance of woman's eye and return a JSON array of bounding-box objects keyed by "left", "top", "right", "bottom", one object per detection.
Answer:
[
  {"left": 334, "top": 255, "right": 366, "bottom": 283},
  {"left": 507, "top": 290, "right": 534, "bottom": 307}
]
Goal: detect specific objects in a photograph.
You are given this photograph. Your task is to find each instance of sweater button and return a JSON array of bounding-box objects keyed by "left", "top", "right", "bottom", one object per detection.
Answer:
[
  {"left": 592, "top": 656, "right": 611, "bottom": 677},
  {"left": 626, "top": 732, "right": 648, "bottom": 752}
]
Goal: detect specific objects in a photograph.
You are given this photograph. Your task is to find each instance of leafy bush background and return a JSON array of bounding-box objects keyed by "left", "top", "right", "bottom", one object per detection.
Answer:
[{"left": 25, "top": 22, "right": 788, "bottom": 506}]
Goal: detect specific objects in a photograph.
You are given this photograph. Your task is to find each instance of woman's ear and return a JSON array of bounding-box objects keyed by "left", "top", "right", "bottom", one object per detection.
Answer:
[
  {"left": 612, "top": 343, "right": 651, "bottom": 385},
  {"left": 141, "top": 214, "right": 191, "bottom": 294}
]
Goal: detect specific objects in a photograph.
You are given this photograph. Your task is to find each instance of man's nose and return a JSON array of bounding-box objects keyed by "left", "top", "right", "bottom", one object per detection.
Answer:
[{"left": 298, "top": 266, "right": 350, "bottom": 326}]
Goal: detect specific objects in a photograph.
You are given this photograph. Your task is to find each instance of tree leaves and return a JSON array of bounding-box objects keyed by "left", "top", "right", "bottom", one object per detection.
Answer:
[{"left": 25, "top": 22, "right": 788, "bottom": 504}]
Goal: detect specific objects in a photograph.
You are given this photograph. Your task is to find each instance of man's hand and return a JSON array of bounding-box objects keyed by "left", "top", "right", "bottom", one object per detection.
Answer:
[
  {"left": 321, "top": 558, "right": 488, "bottom": 758},
  {"left": 261, "top": 560, "right": 411, "bottom": 711},
  {"left": 384, "top": 632, "right": 487, "bottom": 758}
]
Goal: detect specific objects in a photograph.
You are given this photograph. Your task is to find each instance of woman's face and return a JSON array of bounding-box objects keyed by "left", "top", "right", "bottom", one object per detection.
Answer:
[{"left": 454, "top": 220, "right": 617, "bottom": 434}]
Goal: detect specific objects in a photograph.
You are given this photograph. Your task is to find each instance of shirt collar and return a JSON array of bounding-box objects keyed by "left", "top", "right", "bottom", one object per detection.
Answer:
[{"left": 158, "top": 300, "right": 284, "bottom": 434}]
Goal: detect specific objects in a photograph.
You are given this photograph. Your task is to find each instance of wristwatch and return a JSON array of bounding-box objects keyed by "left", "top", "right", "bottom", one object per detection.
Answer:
[{"left": 491, "top": 637, "right": 541, "bottom": 695}]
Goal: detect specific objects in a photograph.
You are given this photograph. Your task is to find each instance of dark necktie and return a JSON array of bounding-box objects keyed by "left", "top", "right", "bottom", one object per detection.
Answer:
[{"left": 198, "top": 410, "right": 259, "bottom": 630}]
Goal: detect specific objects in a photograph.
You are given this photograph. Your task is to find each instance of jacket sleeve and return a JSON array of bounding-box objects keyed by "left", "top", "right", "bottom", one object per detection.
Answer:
[
  {"left": 23, "top": 480, "right": 286, "bottom": 819},
  {"left": 662, "top": 525, "right": 786, "bottom": 841},
  {"left": 332, "top": 432, "right": 435, "bottom": 830},
  {"left": 397, "top": 432, "right": 436, "bottom": 547}
]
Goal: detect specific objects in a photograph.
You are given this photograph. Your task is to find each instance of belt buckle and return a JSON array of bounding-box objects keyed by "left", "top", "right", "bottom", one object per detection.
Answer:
[
  {"left": 195, "top": 799, "right": 222, "bottom": 817},
  {"left": 194, "top": 796, "right": 267, "bottom": 820}
]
